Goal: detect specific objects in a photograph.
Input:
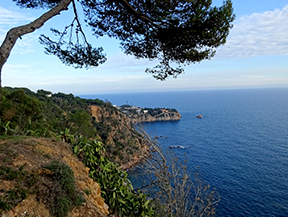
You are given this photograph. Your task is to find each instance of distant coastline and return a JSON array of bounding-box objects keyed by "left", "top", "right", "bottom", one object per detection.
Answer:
[{"left": 114, "top": 104, "right": 182, "bottom": 123}]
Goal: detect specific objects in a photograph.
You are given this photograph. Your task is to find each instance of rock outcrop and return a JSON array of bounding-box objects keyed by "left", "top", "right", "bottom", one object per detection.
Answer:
[{"left": 90, "top": 105, "right": 150, "bottom": 168}]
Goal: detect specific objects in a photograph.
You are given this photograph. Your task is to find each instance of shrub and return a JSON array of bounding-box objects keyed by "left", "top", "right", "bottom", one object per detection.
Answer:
[
  {"left": 43, "top": 161, "right": 85, "bottom": 217},
  {"left": 0, "top": 165, "right": 30, "bottom": 214},
  {"left": 72, "top": 137, "right": 155, "bottom": 216}
]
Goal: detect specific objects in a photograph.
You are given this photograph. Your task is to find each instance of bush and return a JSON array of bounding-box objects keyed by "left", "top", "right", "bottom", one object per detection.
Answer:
[
  {"left": 0, "top": 165, "right": 31, "bottom": 214},
  {"left": 43, "top": 161, "right": 85, "bottom": 217}
]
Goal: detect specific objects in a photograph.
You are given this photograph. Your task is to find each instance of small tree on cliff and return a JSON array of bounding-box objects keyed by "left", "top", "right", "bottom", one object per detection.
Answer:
[{"left": 0, "top": 0, "right": 235, "bottom": 100}]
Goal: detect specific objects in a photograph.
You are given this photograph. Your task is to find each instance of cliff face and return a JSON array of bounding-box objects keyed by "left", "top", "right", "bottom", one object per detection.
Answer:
[
  {"left": 90, "top": 105, "right": 149, "bottom": 168},
  {"left": 0, "top": 138, "right": 109, "bottom": 217}
]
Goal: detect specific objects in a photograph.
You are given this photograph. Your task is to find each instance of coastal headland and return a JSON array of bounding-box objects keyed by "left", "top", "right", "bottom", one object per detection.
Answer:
[{"left": 115, "top": 104, "right": 182, "bottom": 123}]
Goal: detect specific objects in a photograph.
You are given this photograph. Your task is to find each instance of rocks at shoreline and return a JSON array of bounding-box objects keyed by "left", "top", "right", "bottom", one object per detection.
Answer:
[{"left": 169, "top": 145, "right": 185, "bottom": 149}]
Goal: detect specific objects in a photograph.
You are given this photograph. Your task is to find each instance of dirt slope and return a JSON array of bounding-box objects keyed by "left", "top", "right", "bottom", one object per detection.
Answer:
[{"left": 0, "top": 137, "right": 109, "bottom": 217}]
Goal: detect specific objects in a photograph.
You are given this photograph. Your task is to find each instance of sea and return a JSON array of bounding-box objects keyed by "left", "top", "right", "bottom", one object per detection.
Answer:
[{"left": 81, "top": 87, "right": 288, "bottom": 216}]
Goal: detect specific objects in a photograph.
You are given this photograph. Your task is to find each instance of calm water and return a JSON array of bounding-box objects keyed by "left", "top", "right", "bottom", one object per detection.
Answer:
[{"left": 81, "top": 88, "right": 288, "bottom": 216}]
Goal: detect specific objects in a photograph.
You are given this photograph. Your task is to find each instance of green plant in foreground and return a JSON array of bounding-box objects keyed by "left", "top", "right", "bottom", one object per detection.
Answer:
[
  {"left": 83, "top": 188, "right": 91, "bottom": 196},
  {"left": 0, "top": 165, "right": 30, "bottom": 214},
  {"left": 72, "top": 136, "right": 154, "bottom": 216},
  {"left": 0, "top": 153, "right": 84, "bottom": 216},
  {"left": 43, "top": 161, "right": 85, "bottom": 217},
  {"left": 0, "top": 198, "right": 11, "bottom": 212}
]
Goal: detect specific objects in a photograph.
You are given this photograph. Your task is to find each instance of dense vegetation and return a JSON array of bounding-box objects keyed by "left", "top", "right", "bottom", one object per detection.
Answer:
[
  {"left": 0, "top": 87, "right": 143, "bottom": 165},
  {"left": 0, "top": 87, "right": 104, "bottom": 137},
  {"left": 71, "top": 136, "right": 154, "bottom": 216}
]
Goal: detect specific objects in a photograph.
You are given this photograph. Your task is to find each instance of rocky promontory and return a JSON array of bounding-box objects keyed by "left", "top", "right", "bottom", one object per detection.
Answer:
[{"left": 115, "top": 105, "right": 182, "bottom": 123}]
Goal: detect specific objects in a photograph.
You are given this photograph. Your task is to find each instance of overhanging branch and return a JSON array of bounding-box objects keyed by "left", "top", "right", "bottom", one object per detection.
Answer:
[
  {"left": 0, "top": 0, "right": 73, "bottom": 66},
  {"left": 118, "top": 0, "right": 159, "bottom": 28},
  {"left": 72, "top": 0, "right": 89, "bottom": 44}
]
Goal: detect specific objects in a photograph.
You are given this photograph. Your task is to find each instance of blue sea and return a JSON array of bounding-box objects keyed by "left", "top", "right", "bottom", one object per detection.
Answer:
[{"left": 81, "top": 88, "right": 288, "bottom": 216}]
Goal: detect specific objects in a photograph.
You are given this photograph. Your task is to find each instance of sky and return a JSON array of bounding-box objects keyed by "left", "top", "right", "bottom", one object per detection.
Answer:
[{"left": 0, "top": 0, "right": 288, "bottom": 94}]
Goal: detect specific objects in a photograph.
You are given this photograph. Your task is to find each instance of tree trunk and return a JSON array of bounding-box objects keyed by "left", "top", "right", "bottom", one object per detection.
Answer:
[
  {"left": 0, "top": 0, "right": 73, "bottom": 105},
  {"left": 0, "top": 57, "right": 4, "bottom": 105}
]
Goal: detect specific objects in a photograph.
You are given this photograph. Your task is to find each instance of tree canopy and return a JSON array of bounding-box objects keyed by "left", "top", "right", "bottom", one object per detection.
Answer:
[{"left": 0, "top": 0, "right": 235, "bottom": 96}]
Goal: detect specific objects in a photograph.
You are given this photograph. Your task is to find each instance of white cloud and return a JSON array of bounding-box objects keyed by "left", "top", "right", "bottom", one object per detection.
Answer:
[
  {"left": 215, "top": 4, "right": 288, "bottom": 59},
  {"left": 13, "top": 34, "right": 37, "bottom": 54},
  {"left": 0, "top": 7, "right": 33, "bottom": 26},
  {"left": 3, "top": 71, "right": 152, "bottom": 94},
  {"left": 0, "top": 7, "right": 36, "bottom": 54},
  {"left": 0, "top": 33, "right": 37, "bottom": 55},
  {"left": 4, "top": 63, "right": 30, "bottom": 70},
  {"left": 98, "top": 52, "right": 156, "bottom": 71}
]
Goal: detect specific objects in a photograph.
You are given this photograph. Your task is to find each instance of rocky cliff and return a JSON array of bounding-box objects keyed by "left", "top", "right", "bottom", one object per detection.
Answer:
[
  {"left": 90, "top": 105, "right": 150, "bottom": 168},
  {"left": 0, "top": 138, "right": 109, "bottom": 217}
]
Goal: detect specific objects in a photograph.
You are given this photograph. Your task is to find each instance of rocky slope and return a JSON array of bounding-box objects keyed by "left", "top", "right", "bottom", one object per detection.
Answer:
[
  {"left": 0, "top": 137, "right": 109, "bottom": 216},
  {"left": 90, "top": 105, "right": 150, "bottom": 168}
]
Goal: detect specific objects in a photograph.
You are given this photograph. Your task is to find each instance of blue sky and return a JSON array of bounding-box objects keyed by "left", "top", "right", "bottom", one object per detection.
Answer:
[{"left": 0, "top": 0, "right": 288, "bottom": 94}]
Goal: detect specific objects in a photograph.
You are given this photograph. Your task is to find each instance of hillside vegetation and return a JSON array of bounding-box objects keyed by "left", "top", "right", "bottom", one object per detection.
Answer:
[
  {"left": 0, "top": 87, "right": 147, "bottom": 167},
  {"left": 0, "top": 87, "right": 154, "bottom": 216}
]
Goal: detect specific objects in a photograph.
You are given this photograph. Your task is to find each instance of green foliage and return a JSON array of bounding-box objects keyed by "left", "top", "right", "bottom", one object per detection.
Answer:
[
  {"left": 0, "top": 87, "right": 101, "bottom": 138},
  {"left": 0, "top": 165, "right": 27, "bottom": 181},
  {"left": 0, "top": 165, "right": 31, "bottom": 213},
  {"left": 21, "top": 0, "right": 234, "bottom": 79},
  {"left": 0, "top": 198, "right": 11, "bottom": 212},
  {"left": 83, "top": 188, "right": 91, "bottom": 196},
  {"left": 0, "top": 89, "right": 43, "bottom": 134},
  {"left": 71, "top": 136, "right": 154, "bottom": 216},
  {"left": 0, "top": 188, "right": 28, "bottom": 213},
  {"left": 0, "top": 87, "right": 143, "bottom": 167},
  {"left": 0, "top": 119, "right": 15, "bottom": 136},
  {"left": 0, "top": 149, "right": 84, "bottom": 216},
  {"left": 39, "top": 35, "right": 107, "bottom": 69},
  {"left": 43, "top": 161, "right": 85, "bottom": 217},
  {"left": 59, "top": 128, "right": 75, "bottom": 143}
]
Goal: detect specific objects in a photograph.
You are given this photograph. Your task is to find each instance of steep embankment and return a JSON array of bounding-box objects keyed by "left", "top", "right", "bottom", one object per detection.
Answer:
[{"left": 0, "top": 137, "right": 109, "bottom": 217}]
